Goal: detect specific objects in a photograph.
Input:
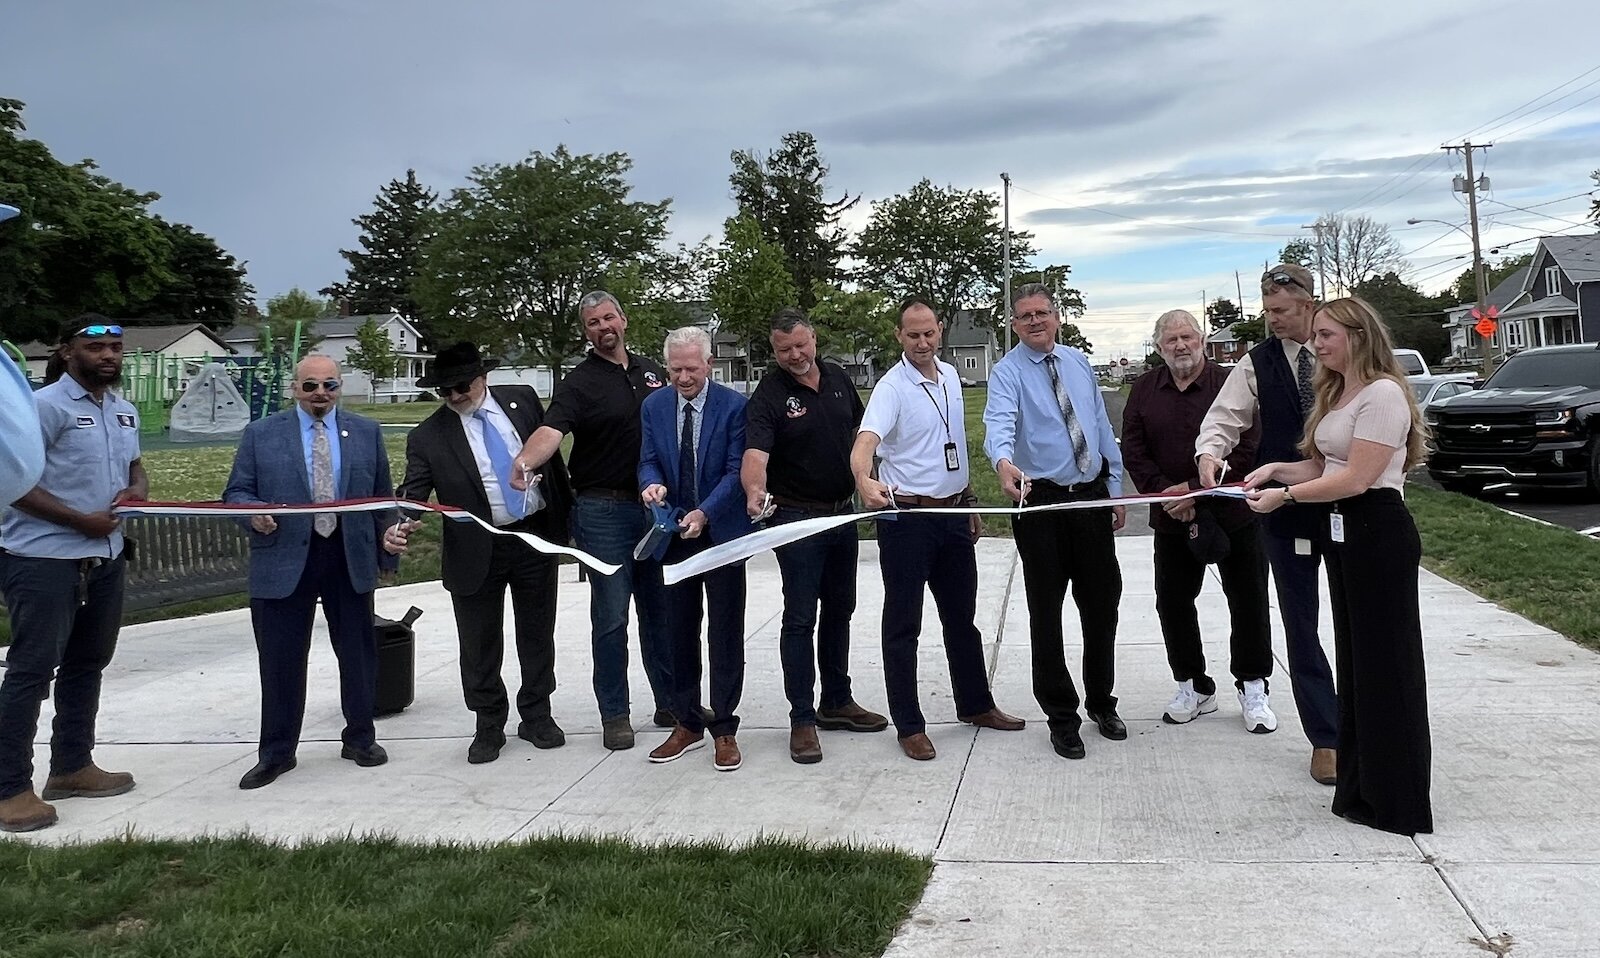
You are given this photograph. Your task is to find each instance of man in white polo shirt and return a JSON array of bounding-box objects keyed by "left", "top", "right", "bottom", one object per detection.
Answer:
[{"left": 850, "top": 295, "right": 1025, "bottom": 761}]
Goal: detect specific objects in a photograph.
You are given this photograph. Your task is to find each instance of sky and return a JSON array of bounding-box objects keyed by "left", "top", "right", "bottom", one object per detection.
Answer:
[{"left": 6, "top": 0, "right": 1600, "bottom": 360}]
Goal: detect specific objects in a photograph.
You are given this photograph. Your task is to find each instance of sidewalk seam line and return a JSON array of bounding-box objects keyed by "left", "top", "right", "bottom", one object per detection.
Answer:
[{"left": 1416, "top": 836, "right": 1507, "bottom": 952}]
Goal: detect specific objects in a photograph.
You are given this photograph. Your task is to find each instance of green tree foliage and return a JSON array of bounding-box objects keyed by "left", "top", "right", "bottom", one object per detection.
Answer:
[
  {"left": 1449, "top": 253, "right": 1534, "bottom": 303},
  {"left": 991, "top": 264, "right": 1091, "bottom": 352},
  {"left": 344, "top": 318, "right": 399, "bottom": 398},
  {"left": 1351, "top": 271, "right": 1454, "bottom": 362},
  {"left": 322, "top": 169, "right": 438, "bottom": 342},
  {"left": 852, "top": 179, "right": 1037, "bottom": 327},
  {"left": 708, "top": 215, "right": 798, "bottom": 371},
  {"left": 729, "top": 131, "right": 857, "bottom": 310},
  {"left": 1205, "top": 296, "right": 1242, "bottom": 331},
  {"left": 258, "top": 287, "right": 331, "bottom": 355},
  {"left": 602, "top": 240, "right": 714, "bottom": 362},
  {"left": 414, "top": 147, "right": 669, "bottom": 378},
  {"left": 808, "top": 282, "right": 897, "bottom": 377},
  {"left": 1276, "top": 238, "right": 1316, "bottom": 270},
  {"left": 1233, "top": 316, "right": 1268, "bottom": 344},
  {"left": 0, "top": 98, "right": 246, "bottom": 343}
]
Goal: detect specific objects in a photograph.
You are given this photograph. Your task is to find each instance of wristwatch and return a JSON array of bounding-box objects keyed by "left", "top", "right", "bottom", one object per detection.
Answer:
[{"left": 1282, "top": 486, "right": 1297, "bottom": 503}]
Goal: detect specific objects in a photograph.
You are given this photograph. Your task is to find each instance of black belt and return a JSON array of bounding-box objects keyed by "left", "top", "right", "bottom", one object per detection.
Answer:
[
  {"left": 1028, "top": 477, "right": 1107, "bottom": 502},
  {"left": 772, "top": 495, "right": 854, "bottom": 514},
  {"left": 577, "top": 487, "right": 637, "bottom": 502},
  {"left": 891, "top": 493, "right": 965, "bottom": 509}
]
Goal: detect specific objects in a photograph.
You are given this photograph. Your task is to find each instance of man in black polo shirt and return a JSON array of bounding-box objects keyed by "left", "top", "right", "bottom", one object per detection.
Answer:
[
  {"left": 742, "top": 308, "right": 889, "bottom": 765},
  {"left": 512, "top": 290, "right": 672, "bottom": 751}
]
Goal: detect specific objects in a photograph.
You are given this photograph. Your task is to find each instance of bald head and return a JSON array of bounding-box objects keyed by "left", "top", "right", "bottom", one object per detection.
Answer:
[
  {"left": 296, "top": 355, "right": 340, "bottom": 380},
  {"left": 293, "top": 354, "right": 342, "bottom": 418}
]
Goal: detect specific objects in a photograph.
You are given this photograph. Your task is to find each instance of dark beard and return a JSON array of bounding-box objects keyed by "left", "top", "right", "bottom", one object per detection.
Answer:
[{"left": 75, "top": 365, "right": 123, "bottom": 388}]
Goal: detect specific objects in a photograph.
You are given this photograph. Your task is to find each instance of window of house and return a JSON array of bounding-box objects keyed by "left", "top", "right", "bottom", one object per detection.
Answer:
[
  {"left": 964, "top": 356, "right": 977, "bottom": 370},
  {"left": 1545, "top": 265, "right": 1562, "bottom": 296},
  {"left": 1556, "top": 316, "right": 1577, "bottom": 344},
  {"left": 1504, "top": 321, "right": 1526, "bottom": 350}
]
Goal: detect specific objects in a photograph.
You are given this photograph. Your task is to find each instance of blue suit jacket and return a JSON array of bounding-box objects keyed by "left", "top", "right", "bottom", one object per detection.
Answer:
[
  {"left": 223, "top": 407, "right": 397, "bottom": 599},
  {"left": 638, "top": 380, "right": 750, "bottom": 560}
]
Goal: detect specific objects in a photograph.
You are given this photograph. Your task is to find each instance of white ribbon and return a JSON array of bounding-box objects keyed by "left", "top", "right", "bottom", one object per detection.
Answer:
[
  {"left": 113, "top": 497, "right": 621, "bottom": 576},
  {"left": 661, "top": 485, "right": 1249, "bottom": 585}
]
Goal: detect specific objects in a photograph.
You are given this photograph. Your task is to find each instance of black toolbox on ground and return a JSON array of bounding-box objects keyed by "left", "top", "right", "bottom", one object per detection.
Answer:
[{"left": 374, "top": 606, "right": 422, "bottom": 716}]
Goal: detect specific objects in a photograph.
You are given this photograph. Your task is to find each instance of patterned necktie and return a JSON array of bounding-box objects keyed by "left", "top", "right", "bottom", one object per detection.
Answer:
[
  {"left": 311, "top": 420, "right": 336, "bottom": 537},
  {"left": 679, "top": 403, "right": 698, "bottom": 510},
  {"left": 1296, "top": 346, "right": 1315, "bottom": 418},
  {"left": 474, "top": 409, "right": 527, "bottom": 520},
  {"left": 1043, "top": 353, "right": 1093, "bottom": 473}
]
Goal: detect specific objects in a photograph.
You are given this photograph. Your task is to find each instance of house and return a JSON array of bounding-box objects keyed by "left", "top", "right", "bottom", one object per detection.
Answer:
[
  {"left": 1443, "top": 234, "right": 1600, "bottom": 361},
  {"left": 1206, "top": 322, "right": 1250, "bottom": 364},
  {"left": 219, "top": 312, "right": 435, "bottom": 402},
  {"left": 939, "top": 308, "right": 1000, "bottom": 385},
  {"left": 15, "top": 323, "right": 230, "bottom": 388}
]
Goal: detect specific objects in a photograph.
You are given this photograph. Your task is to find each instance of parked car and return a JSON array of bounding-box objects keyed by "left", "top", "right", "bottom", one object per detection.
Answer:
[
  {"left": 1424, "top": 343, "right": 1600, "bottom": 496},
  {"left": 1394, "top": 348, "right": 1431, "bottom": 376},
  {"left": 1409, "top": 374, "right": 1476, "bottom": 409}
]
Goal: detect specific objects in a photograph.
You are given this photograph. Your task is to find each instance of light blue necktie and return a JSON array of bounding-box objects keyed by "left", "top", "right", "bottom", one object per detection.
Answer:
[{"left": 473, "top": 409, "right": 526, "bottom": 520}]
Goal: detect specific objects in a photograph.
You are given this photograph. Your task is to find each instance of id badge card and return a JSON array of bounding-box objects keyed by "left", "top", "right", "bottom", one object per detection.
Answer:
[
  {"left": 943, "top": 442, "right": 960, "bottom": 472},
  {"left": 1330, "top": 512, "right": 1345, "bottom": 544}
]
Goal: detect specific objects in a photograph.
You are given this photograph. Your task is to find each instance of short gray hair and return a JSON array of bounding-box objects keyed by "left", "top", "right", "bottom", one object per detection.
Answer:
[
  {"left": 1009, "top": 282, "right": 1056, "bottom": 313},
  {"left": 578, "top": 290, "right": 624, "bottom": 315},
  {"left": 663, "top": 325, "right": 712, "bottom": 362},
  {"left": 1153, "top": 309, "right": 1203, "bottom": 341},
  {"left": 769, "top": 306, "right": 813, "bottom": 334}
]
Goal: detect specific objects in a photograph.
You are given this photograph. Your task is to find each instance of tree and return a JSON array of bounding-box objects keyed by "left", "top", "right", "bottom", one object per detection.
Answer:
[
  {"left": 1449, "top": 253, "right": 1533, "bottom": 303},
  {"left": 1351, "top": 271, "right": 1454, "bottom": 362},
  {"left": 852, "top": 179, "right": 1037, "bottom": 329},
  {"left": 604, "top": 239, "right": 715, "bottom": 361},
  {"left": 707, "top": 214, "right": 797, "bottom": 373},
  {"left": 1312, "top": 213, "right": 1405, "bottom": 297},
  {"left": 1233, "top": 316, "right": 1268, "bottom": 344},
  {"left": 413, "top": 147, "right": 670, "bottom": 379},
  {"left": 809, "top": 282, "right": 897, "bottom": 378},
  {"left": 729, "top": 131, "right": 858, "bottom": 310},
  {"left": 344, "top": 318, "right": 398, "bottom": 399},
  {"left": 321, "top": 169, "right": 438, "bottom": 343},
  {"left": 1276, "top": 238, "right": 1316, "bottom": 270},
  {"left": 129, "top": 219, "right": 248, "bottom": 329},
  {"left": 258, "top": 287, "right": 331, "bottom": 355},
  {"left": 989, "top": 264, "right": 1091, "bottom": 351},
  {"left": 1205, "top": 296, "right": 1242, "bottom": 331}
]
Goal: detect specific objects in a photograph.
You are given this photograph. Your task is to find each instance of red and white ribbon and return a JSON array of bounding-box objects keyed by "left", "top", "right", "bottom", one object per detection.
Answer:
[
  {"left": 660, "top": 485, "right": 1250, "bottom": 585},
  {"left": 113, "top": 497, "right": 621, "bottom": 576}
]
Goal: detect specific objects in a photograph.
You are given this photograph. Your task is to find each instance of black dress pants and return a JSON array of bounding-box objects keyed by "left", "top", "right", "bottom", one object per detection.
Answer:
[
  {"left": 450, "top": 532, "right": 559, "bottom": 732},
  {"left": 1153, "top": 522, "right": 1273, "bottom": 695},
  {"left": 1011, "top": 486, "right": 1121, "bottom": 732},
  {"left": 663, "top": 536, "right": 746, "bottom": 739},
  {"left": 1324, "top": 489, "right": 1433, "bottom": 836}
]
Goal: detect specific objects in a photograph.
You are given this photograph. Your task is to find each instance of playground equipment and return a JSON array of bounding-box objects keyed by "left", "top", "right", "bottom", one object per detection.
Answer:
[
  {"left": 118, "top": 320, "right": 306, "bottom": 436},
  {"left": 168, "top": 362, "right": 252, "bottom": 442}
]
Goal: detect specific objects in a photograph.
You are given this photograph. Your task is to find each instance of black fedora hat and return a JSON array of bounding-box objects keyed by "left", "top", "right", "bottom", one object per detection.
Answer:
[{"left": 418, "top": 342, "right": 500, "bottom": 389}]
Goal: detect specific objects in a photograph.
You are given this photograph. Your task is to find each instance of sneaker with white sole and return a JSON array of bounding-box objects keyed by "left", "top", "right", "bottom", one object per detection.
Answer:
[
  {"left": 1238, "top": 679, "right": 1278, "bottom": 734},
  {"left": 1162, "top": 680, "right": 1218, "bottom": 724}
]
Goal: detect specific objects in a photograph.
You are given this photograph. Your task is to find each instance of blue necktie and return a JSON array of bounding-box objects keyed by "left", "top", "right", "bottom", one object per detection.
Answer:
[
  {"left": 474, "top": 409, "right": 526, "bottom": 520},
  {"left": 679, "top": 404, "right": 698, "bottom": 510}
]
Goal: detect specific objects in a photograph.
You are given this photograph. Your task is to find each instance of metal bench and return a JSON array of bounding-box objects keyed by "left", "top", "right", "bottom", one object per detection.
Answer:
[{"left": 122, "top": 515, "right": 250, "bottom": 612}]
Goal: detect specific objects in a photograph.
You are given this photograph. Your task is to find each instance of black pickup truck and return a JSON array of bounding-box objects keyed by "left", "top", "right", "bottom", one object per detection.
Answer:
[{"left": 1425, "top": 343, "right": 1600, "bottom": 496}]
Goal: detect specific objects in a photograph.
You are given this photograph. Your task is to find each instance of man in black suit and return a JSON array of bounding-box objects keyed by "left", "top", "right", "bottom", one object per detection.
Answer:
[{"left": 390, "top": 343, "right": 574, "bottom": 764}]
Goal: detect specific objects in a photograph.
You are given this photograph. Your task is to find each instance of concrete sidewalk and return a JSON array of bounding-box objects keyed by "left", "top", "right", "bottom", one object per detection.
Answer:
[{"left": 10, "top": 537, "right": 1600, "bottom": 956}]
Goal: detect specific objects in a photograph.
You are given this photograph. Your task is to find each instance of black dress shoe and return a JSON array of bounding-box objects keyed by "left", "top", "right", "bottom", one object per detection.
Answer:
[
  {"left": 468, "top": 729, "right": 506, "bottom": 765},
  {"left": 340, "top": 743, "right": 389, "bottom": 767},
  {"left": 239, "top": 758, "right": 297, "bottom": 790},
  {"left": 1050, "top": 728, "right": 1087, "bottom": 760},
  {"left": 1086, "top": 709, "right": 1127, "bottom": 741},
  {"left": 651, "top": 709, "right": 675, "bottom": 729},
  {"left": 517, "top": 718, "right": 566, "bottom": 750}
]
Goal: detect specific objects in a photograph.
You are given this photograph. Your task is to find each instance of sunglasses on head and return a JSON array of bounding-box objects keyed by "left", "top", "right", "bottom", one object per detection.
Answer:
[
  {"left": 1263, "top": 271, "right": 1312, "bottom": 295},
  {"left": 299, "top": 379, "right": 341, "bottom": 393},
  {"left": 74, "top": 324, "right": 123, "bottom": 338}
]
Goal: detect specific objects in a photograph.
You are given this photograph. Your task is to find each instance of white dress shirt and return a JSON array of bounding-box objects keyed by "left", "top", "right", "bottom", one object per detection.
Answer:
[{"left": 1195, "top": 337, "right": 1314, "bottom": 462}]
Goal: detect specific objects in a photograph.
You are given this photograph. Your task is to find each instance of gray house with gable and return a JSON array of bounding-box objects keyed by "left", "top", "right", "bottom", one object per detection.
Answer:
[{"left": 1446, "top": 234, "right": 1600, "bottom": 360}]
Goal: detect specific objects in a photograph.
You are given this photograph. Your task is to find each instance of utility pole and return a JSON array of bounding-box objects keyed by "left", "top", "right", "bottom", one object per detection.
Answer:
[
  {"left": 1234, "top": 270, "right": 1245, "bottom": 321},
  {"left": 1301, "top": 221, "right": 1329, "bottom": 297},
  {"left": 1001, "top": 172, "right": 1012, "bottom": 352},
  {"left": 1442, "top": 141, "right": 1494, "bottom": 373}
]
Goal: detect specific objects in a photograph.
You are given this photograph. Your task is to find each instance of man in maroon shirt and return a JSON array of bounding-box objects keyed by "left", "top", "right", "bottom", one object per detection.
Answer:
[{"left": 1122, "top": 310, "right": 1276, "bottom": 733}]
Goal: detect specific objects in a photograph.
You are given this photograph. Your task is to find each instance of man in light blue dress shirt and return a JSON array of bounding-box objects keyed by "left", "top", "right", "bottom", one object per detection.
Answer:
[
  {"left": 984, "top": 283, "right": 1126, "bottom": 761},
  {"left": 0, "top": 349, "right": 44, "bottom": 508}
]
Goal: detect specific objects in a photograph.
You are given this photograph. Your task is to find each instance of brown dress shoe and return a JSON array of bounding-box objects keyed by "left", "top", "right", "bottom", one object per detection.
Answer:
[
  {"left": 899, "top": 733, "right": 937, "bottom": 761},
  {"left": 816, "top": 700, "right": 890, "bottom": 733},
  {"left": 959, "top": 707, "right": 1027, "bottom": 731},
  {"left": 789, "top": 725, "right": 823, "bottom": 764},
  {"left": 1311, "top": 747, "right": 1338, "bottom": 785},
  {"left": 648, "top": 726, "right": 705, "bottom": 763},
  {"left": 42, "top": 763, "right": 136, "bottom": 800},
  {"left": 713, "top": 735, "right": 742, "bottom": 772},
  {"left": 0, "top": 789, "right": 58, "bottom": 833}
]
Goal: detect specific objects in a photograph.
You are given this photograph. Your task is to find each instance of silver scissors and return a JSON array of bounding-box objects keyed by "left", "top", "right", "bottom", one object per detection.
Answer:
[{"left": 751, "top": 491, "right": 776, "bottom": 523}]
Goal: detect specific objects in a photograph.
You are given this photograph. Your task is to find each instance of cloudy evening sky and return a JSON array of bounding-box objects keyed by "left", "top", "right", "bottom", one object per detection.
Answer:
[{"left": 6, "top": 0, "right": 1600, "bottom": 359}]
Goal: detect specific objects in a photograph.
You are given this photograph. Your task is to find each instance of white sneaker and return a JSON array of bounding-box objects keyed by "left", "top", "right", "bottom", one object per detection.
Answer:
[
  {"left": 1162, "top": 680, "right": 1218, "bottom": 724},
  {"left": 1238, "top": 679, "right": 1278, "bottom": 734}
]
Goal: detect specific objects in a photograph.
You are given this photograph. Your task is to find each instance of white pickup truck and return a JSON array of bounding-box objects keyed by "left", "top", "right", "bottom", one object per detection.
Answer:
[{"left": 1394, "top": 349, "right": 1430, "bottom": 376}]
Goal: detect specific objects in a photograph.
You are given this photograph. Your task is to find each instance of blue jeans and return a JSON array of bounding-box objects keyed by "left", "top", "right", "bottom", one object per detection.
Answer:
[
  {"left": 772, "top": 507, "right": 857, "bottom": 725},
  {"left": 1261, "top": 529, "right": 1339, "bottom": 749},
  {"left": 571, "top": 496, "right": 672, "bottom": 720},
  {"left": 0, "top": 553, "right": 126, "bottom": 800}
]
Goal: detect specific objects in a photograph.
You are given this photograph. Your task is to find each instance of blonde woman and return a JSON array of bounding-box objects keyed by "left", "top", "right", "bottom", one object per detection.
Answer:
[{"left": 1243, "top": 298, "right": 1432, "bottom": 836}]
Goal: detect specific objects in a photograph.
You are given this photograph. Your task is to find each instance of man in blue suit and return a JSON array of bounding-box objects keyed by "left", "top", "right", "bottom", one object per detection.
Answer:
[
  {"left": 638, "top": 327, "right": 752, "bottom": 772},
  {"left": 223, "top": 355, "right": 401, "bottom": 789}
]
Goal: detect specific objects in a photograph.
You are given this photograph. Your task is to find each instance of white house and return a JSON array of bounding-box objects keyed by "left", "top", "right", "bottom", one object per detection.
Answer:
[
  {"left": 219, "top": 312, "right": 434, "bottom": 402},
  {"left": 15, "top": 323, "right": 230, "bottom": 396}
]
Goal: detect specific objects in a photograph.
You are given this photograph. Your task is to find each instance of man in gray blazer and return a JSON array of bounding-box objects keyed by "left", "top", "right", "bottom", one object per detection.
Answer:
[{"left": 223, "top": 355, "right": 401, "bottom": 789}]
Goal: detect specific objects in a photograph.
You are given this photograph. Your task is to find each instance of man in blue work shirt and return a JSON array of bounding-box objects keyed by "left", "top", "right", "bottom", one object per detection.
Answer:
[
  {"left": 0, "top": 317, "right": 146, "bottom": 833},
  {"left": 0, "top": 348, "right": 44, "bottom": 506},
  {"left": 984, "top": 284, "right": 1126, "bottom": 761}
]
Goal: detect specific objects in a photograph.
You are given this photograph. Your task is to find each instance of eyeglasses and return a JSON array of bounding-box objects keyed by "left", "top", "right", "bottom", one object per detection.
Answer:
[
  {"left": 75, "top": 324, "right": 123, "bottom": 338},
  {"left": 1263, "top": 271, "right": 1312, "bottom": 295},
  {"left": 1015, "top": 309, "right": 1057, "bottom": 323},
  {"left": 437, "top": 382, "right": 473, "bottom": 397},
  {"left": 298, "top": 379, "right": 341, "bottom": 393}
]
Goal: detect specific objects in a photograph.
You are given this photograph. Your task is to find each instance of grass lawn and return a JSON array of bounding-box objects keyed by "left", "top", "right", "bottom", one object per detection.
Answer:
[{"left": 0, "top": 833, "right": 932, "bottom": 958}]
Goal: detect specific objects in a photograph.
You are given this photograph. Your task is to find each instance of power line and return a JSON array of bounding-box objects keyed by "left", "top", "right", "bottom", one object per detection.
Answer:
[
  {"left": 1482, "top": 198, "right": 1594, "bottom": 230},
  {"left": 1494, "top": 86, "right": 1600, "bottom": 141},
  {"left": 1456, "top": 63, "right": 1600, "bottom": 141},
  {"left": 1330, "top": 152, "right": 1448, "bottom": 216}
]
